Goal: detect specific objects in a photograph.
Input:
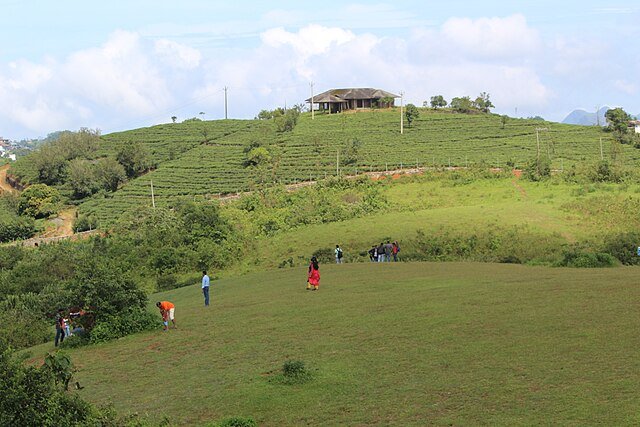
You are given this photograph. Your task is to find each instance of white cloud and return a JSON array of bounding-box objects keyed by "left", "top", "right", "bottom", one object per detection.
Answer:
[
  {"left": 441, "top": 14, "right": 541, "bottom": 59},
  {"left": 613, "top": 79, "right": 638, "bottom": 95},
  {"left": 154, "top": 39, "right": 202, "bottom": 70}
]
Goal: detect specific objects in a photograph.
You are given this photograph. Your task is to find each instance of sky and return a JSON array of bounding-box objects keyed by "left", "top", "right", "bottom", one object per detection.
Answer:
[{"left": 1, "top": 0, "right": 639, "bottom": 140}]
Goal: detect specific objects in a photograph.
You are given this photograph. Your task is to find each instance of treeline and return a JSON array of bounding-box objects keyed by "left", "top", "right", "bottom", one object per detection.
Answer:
[
  {"left": 10, "top": 128, "right": 154, "bottom": 202},
  {"left": 423, "top": 92, "right": 495, "bottom": 113}
]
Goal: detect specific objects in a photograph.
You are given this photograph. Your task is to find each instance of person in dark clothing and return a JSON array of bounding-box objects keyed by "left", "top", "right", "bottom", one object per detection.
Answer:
[
  {"left": 54, "top": 308, "right": 66, "bottom": 347},
  {"left": 368, "top": 245, "right": 377, "bottom": 262}
]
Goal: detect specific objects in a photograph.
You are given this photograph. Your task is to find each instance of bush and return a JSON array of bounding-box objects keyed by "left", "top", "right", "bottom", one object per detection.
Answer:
[
  {"left": 0, "top": 216, "right": 36, "bottom": 242},
  {"left": 0, "top": 341, "right": 102, "bottom": 426},
  {"left": 89, "top": 308, "right": 159, "bottom": 344},
  {"left": 311, "top": 247, "right": 334, "bottom": 264},
  {"left": 73, "top": 214, "right": 98, "bottom": 232},
  {"left": 556, "top": 245, "right": 617, "bottom": 268},
  {"left": 214, "top": 417, "right": 257, "bottom": 427},
  {"left": 601, "top": 231, "right": 640, "bottom": 265},
  {"left": 524, "top": 157, "right": 551, "bottom": 181},
  {"left": 17, "top": 183, "right": 61, "bottom": 218}
]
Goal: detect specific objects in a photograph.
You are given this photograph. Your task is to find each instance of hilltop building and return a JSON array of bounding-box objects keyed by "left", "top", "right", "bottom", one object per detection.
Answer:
[{"left": 306, "top": 88, "right": 399, "bottom": 114}]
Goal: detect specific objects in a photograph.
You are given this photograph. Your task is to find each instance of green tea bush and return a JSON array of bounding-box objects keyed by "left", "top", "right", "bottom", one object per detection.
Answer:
[{"left": 0, "top": 216, "right": 36, "bottom": 242}]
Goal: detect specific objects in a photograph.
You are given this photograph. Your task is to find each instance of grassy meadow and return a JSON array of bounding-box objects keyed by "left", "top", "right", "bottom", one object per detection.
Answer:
[
  {"left": 26, "top": 262, "right": 640, "bottom": 425},
  {"left": 227, "top": 175, "right": 640, "bottom": 273}
]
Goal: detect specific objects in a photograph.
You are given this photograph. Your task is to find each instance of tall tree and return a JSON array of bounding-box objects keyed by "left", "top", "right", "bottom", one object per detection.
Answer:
[{"left": 430, "top": 95, "right": 447, "bottom": 109}]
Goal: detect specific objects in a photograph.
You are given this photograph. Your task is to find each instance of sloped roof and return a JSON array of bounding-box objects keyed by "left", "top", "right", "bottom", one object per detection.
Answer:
[{"left": 306, "top": 88, "right": 399, "bottom": 103}]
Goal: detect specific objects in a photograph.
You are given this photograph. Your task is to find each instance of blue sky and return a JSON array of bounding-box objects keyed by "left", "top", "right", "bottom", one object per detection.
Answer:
[{"left": 1, "top": 1, "right": 639, "bottom": 139}]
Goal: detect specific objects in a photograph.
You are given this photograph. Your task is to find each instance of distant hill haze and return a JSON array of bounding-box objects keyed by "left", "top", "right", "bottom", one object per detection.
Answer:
[
  {"left": 562, "top": 107, "right": 610, "bottom": 126},
  {"left": 562, "top": 106, "right": 640, "bottom": 126}
]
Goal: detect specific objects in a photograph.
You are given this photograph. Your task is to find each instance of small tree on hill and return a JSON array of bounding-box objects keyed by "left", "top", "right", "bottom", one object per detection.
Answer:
[
  {"left": 450, "top": 96, "right": 473, "bottom": 113},
  {"left": 430, "top": 95, "right": 447, "bottom": 109},
  {"left": 473, "top": 92, "right": 494, "bottom": 113},
  {"left": 404, "top": 104, "right": 420, "bottom": 127},
  {"left": 18, "top": 184, "right": 61, "bottom": 218}
]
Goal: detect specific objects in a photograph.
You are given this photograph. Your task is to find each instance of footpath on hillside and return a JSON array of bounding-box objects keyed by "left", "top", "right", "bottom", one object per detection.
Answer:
[{"left": 0, "top": 164, "right": 15, "bottom": 194}]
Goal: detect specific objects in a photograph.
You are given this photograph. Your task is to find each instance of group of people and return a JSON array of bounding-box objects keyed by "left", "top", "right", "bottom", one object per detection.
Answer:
[
  {"left": 153, "top": 270, "right": 211, "bottom": 332},
  {"left": 54, "top": 308, "right": 86, "bottom": 346},
  {"left": 368, "top": 241, "right": 401, "bottom": 262}
]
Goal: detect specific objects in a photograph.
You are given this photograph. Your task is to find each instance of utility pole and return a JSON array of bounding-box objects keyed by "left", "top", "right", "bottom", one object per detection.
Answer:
[
  {"left": 223, "top": 86, "right": 228, "bottom": 119},
  {"left": 400, "top": 91, "right": 404, "bottom": 135},
  {"left": 310, "top": 82, "right": 315, "bottom": 120},
  {"left": 150, "top": 180, "right": 156, "bottom": 209}
]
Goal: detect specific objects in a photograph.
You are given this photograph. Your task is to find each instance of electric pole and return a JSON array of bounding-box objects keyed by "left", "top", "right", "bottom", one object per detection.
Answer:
[
  {"left": 400, "top": 91, "right": 404, "bottom": 135},
  {"left": 310, "top": 82, "right": 315, "bottom": 120},
  {"left": 224, "top": 86, "right": 228, "bottom": 119}
]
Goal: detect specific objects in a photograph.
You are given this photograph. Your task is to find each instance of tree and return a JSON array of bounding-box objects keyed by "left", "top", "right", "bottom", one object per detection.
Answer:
[
  {"left": 605, "top": 108, "right": 632, "bottom": 134},
  {"left": 67, "top": 159, "right": 97, "bottom": 199},
  {"left": 94, "top": 157, "right": 126, "bottom": 192},
  {"left": 450, "top": 96, "right": 474, "bottom": 113},
  {"left": 430, "top": 95, "right": 447, "bottom": 109},
  {"left": 116, "top": 142, "right": 154, "bottom": 178},
  {"left": 171, "top": 116, "right": 177, "bottom": 123},
  {"left": 404, "top": 104, "right": 420, "bottom": 127},
  {"left": 17, "top": 184, "right": 61, "bottom": 218},
  {"left": 473, "top": 92, "right": 494, "bottom": 113},
  {"left": 379, "top": 96, "right": 394, "bottom": 108}
]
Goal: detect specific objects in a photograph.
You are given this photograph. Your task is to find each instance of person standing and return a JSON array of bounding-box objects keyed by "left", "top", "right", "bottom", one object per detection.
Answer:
[
  {"left": 335, "top": 245, "right": 344, "bottom": 264},
  {"left": 377, "top": 243, "right": 385, "bottom": 262},
  {"left": 306, "top": 256, "right": 321, "bottom": 291},
  {"left": 384, "top": 241, "right": 393, "bottom": 262},
  {"left": 156, "top": 301, "right": 177, "bottom": 331},
  {"left": 54, "top": 308, "right": 66, "bottom": 346},
  {"left": 392, "top": 241, "right": 400, "bottom": 262},
  {"left": 202, "top": 270, "right": 210, "bottom": 307}
]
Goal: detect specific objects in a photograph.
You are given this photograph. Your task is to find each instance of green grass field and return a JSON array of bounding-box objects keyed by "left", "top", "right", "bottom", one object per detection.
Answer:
[
  {"left": 80, "top": 108, "right": 637, "bottom": 226},
  {"left": 26, "top": 262, "right": 640, "bottom": 425}
]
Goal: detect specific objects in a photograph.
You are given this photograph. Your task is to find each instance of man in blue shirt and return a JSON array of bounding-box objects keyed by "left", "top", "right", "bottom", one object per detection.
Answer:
[{"left": 202, "top": 270, "right": 210, "bottom": 307}]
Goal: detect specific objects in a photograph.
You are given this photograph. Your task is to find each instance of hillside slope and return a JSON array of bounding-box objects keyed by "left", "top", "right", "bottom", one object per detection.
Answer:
[
  {"left": 28, "top": 262, "right": 640, "bottom": 425},
  {"left": 80, "top": 109, "right": 633, "bottom": 226}
]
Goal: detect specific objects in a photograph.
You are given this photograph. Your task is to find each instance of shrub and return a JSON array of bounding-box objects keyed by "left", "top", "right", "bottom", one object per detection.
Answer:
[
  {"left": 89, "top": 308, "right": 159, "bottom": 344},
  {"left": 311, "top": 247, "right": 334, "bottom": 264},
  {"left": 214, "top": 417, "right": 257, "bottom": 427},
  {"left": 601, "top": 231, "right": 640, "bottom": 265},
  {"left": 0, "top": 341, "right": 102, "bottom": 426},
  {"left": 0, "top": 216, "right": 36, "bottom": 242},
  {"left": 17, "top": 183, "right": 61, "bottom": 218},
  {"left": 73, "top": 214, "right": 98, "bottom": 232},
  {"left": 524, "top": 157, "right": 551, "bottom": 181},
  {"left": 556, "top": 245, "right": 617, "bottom": 268}
]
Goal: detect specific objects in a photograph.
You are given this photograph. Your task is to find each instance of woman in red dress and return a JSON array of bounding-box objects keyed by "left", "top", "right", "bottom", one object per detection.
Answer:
[{"left": 306, "top": 256, "right": 320, "bottom": 291}]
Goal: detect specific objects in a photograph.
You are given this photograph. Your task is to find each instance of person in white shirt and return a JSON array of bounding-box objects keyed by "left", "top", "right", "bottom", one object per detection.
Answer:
[{"left": 202, "top": 271, "right": 210, "bottom": 306}]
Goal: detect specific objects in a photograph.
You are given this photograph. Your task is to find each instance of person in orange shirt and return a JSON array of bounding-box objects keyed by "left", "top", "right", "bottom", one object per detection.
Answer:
[{"left": 156, "top": 301, "right": 177, "bottom": 331}]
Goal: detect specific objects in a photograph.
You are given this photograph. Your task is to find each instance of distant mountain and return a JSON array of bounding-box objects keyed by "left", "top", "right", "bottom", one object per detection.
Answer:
[{"left": 562, "top": 106, "right": 609, "bottom": 126}]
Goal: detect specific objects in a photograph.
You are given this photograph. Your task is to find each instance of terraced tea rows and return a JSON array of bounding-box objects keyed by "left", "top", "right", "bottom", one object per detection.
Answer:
[{"left": 81, "top": 109, "right": 636, "bottom": 226}]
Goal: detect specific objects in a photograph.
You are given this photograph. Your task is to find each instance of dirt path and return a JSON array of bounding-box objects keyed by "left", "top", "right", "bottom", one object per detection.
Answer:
[{"left": 0, "top": 164, "right": 15, "bottom": 194}]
